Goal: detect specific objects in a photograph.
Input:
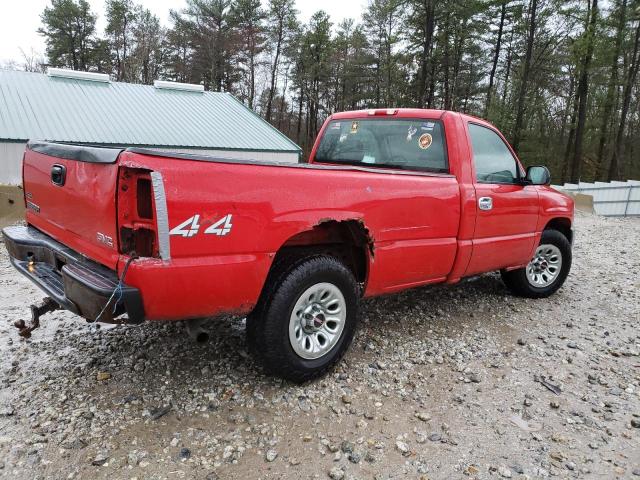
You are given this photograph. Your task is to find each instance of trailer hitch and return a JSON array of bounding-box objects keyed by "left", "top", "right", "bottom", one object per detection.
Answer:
[{"left": 13, "top": 297, "right": 60, "bottom": 338}]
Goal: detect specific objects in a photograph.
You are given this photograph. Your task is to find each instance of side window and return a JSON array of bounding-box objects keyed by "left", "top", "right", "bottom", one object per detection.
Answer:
[{"left": 468, "top": 123, "right": 519, "bottom": 184}]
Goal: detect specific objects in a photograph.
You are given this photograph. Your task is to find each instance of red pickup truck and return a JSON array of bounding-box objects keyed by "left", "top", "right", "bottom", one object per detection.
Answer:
[{"left": 3, "top": 108, "right": 574, "bottom": 382}]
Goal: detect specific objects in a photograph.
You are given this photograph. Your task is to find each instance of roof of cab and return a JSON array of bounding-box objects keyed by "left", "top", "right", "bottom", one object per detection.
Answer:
[
  {"left": 328, "top": 109, "right": 500, "bottom": 132},
  {"left": 330, "top": 108, "right": 448, "bottom": 120}
]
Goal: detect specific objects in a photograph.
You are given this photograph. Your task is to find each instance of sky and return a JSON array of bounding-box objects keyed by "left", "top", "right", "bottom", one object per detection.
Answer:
[{"left": 0, "top": 0, "right": 367, "bottom": 66}]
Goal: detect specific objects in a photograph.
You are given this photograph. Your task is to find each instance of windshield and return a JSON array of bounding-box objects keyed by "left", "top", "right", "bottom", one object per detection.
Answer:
[{"left": 314, "top": 118, "right": 448, "bottom": 173}]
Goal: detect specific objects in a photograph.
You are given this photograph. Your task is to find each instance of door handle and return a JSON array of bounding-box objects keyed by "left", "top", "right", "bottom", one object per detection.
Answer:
[
  {"left": 51, "top": 164, "right": 66, "bottom": 186},
  {"left": 478, "top": 196, "right": 493, "bottom": 211}
]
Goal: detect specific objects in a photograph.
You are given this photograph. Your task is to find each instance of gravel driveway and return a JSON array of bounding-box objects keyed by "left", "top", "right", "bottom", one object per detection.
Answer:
[{"left": 0, "top": 213, "right": 638, "bottom": 479}]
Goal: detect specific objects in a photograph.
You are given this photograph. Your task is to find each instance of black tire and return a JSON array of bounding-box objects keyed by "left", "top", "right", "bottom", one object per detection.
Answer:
[
  {"left": 501, "top": 229, "right": 572, "bottom": 298},
  {"left": 246, "top": 255, "right": 359, "bottom": 383},
  {"left": 246, "top": 251, "right": 306, "bottom": 360}
]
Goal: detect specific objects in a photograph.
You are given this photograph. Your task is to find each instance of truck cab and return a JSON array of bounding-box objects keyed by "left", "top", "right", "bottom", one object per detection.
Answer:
[{"left": 309, "top": 109, "right": 573, "bottom": 285}]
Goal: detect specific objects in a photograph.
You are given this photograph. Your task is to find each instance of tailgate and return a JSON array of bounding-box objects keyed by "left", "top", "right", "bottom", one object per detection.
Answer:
[{"left": 22, "top": 142, "right": 123, "bottom": 269}]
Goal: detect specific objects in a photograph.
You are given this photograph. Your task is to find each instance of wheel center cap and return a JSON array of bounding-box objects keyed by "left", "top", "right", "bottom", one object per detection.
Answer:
[
  {"left": 313, "top": 313, "right": 326, "bottom": 328},
  {"left": 532, "top": 257, "right": 548, "bottom": 272},
  {"left": 302, "top": 304, "right": 325, "bottom": 331}
]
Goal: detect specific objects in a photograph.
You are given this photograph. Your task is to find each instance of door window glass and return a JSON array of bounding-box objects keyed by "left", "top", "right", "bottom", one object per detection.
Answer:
[{"left": 468, "top": 123, "right": 519, "bottom": 183}]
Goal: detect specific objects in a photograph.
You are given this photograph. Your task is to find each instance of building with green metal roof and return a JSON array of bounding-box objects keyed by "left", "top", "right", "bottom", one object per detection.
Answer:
[{"left": 0, "top": 69, "right": 302, "bottom": 186}]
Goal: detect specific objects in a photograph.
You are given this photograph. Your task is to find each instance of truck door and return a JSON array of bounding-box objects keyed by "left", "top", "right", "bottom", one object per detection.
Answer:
[{"left": 464, "top": 122, "right": 539, "bottom": 276}]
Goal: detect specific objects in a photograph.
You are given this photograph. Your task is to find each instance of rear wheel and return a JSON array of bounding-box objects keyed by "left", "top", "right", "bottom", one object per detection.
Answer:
[
  {"left": 247, "top": 255, "right": 359, "bottom": 383},
  {"left": 501, "top": 229, "right": 572, "bottom": 298}
]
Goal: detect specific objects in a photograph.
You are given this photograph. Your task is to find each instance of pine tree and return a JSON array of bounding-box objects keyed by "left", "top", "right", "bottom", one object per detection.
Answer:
[
  {"left": 38, "top": 0, "right": 98, "bottom": 71},
  {"left": 265, "top": 0, "right": 297, "bottom": 122},
  {"left": 105, "top": 0, "right": 137, "bottom": 81}
]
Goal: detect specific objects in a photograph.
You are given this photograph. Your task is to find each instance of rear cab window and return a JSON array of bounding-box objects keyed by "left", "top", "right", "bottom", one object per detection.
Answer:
[{"left": 314, "top": 118, "right": 448, "bottom": 174}]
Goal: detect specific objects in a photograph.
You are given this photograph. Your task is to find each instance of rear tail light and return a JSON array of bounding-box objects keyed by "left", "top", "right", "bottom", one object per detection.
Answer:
[{"left": 117, "top": 167, "right": 158, "bottom": 258}]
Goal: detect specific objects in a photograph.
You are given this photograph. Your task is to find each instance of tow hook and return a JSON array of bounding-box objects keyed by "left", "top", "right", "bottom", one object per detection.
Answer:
[{"left": 13, "top": 297, "right": 60, "bottom": 338}]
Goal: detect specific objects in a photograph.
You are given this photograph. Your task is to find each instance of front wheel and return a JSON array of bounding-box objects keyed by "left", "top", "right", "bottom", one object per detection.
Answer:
[
  {"left": 247, "top": 255, "right": 360, "bottom": 383},
  {"left": 501, "top": 229, "right": 572, "bottom": 298}
]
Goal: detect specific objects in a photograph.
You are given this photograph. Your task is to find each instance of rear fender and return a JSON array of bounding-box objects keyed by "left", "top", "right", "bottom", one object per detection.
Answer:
[
  {"left": 272, "top": 210, "right": 372, "bottom": 252},
  {"left": 268, "top": 211, "right": 374, "bottom": 288}
]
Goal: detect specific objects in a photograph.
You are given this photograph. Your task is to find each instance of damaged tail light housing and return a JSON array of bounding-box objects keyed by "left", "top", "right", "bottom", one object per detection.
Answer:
[{"left": 117, "top": 167, "right": 159, "bottom": 258}]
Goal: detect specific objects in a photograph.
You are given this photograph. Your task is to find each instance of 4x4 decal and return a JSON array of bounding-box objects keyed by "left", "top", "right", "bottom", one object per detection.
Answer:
[{"left": 169, "top": 214, "right": 233, "bottom": 237}]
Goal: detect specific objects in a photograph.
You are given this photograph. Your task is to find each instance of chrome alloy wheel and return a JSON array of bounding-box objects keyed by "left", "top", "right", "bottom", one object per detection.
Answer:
[
  {"left": 288, "top": 282, "right": 346, "bottom": 360},
  {"left": 526, "top": 244, "right": 562, "bottom": 287}
]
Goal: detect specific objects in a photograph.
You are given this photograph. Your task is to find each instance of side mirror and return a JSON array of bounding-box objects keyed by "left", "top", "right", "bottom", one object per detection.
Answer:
[{"left": 525, "top": 166, "right": 551, "bottom": 186}]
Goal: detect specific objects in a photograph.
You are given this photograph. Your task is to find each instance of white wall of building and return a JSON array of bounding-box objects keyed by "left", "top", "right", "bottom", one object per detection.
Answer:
[
  {"left": 554, "top": 180, "right": 640, "bottom": 217},
  {"left": 0, "top": 141, "right": 26, "bottom": 185}
]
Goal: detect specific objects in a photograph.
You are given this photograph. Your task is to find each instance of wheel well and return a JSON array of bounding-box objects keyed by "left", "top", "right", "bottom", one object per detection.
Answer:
[
  {"left": 544, "top": 218, "right": 572, "bottom": 243},
  {"left": 272, "top": 219, "right": 373, "bottom": 285}
]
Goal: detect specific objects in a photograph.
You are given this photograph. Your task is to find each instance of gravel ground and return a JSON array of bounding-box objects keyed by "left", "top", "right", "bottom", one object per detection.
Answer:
[{"left": 0, "top": 213, "right": 639, "bottom": 480}]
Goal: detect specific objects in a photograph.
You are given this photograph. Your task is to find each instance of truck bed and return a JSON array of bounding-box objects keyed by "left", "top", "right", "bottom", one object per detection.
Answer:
[{"left": 16, "top": 141, "right": 462, "bottom": 321}]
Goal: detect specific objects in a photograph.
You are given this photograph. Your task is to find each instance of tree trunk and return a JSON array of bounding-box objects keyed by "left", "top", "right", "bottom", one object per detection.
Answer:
[
  {"left": 375, "top": 58, "right": 381, "bottom": 106},
  {"left": 501, "top": 30, "right": 514, "bottom": 104},
  {"left": 485, "top": 0, "right": 507, "bottom": 117},
  {"left": 122, "top": 16, "right": 129, "bottom": 82},
  {"left": 609, "top": 19, "right": 640, "bottom": 181},
  {"left": 417, "top": 0, "right": 435, "bottom": 107},
  {"left": 248, "top": 45, "right": 256, "bottom": 109},
  {"left": 596, "top": 0, "right": 626, "bottom": 180},
  {"left": 559, "top": 73, "right": 575, "bottom": 150},
  {"left": 569, "top": 0, "right": 599, "bottom": 183},
  {"left": 562, "top": 76, "right": 579, "bottom": 183},
  {"left": 462, "top": 62, "right": 473, "bottom": 112},
  {"left": 512, "top": 0, "right": 538, "bottom": 153},
  {"left": 427, "top": 51, "right": 437, "bottom": 108},
  {"left": 296, "top": 86, "right": 304, "bottom": 144},
  {"left": 451, "top": 24, "right": 466, "bottom": 110},
  {"left": 442, "top": 15, "right": 452, "bottom": 110},
  {"left": 265, "top": 24, "right": 283, "bottom": 122},
  {"left": 385, "top": 13, "right": 393, "bottom": 106},
  {"left": 71, "top": 37, "right": 78, "bottom": 70},
  {"left": 277, "top": 64, "right": 289, "bottom": 130}
]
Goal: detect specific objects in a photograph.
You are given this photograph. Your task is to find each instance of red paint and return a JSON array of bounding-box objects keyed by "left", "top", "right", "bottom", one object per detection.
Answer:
[
  {"left": 23, "top": 150, "right": 121, "bottom": 269},
  {"left": 21, "top": 109, "right": 574, "bottom": 322}
]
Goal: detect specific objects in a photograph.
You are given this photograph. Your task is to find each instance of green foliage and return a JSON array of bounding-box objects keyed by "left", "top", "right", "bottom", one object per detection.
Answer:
[
  {"left": 105, "top": 0, "right": 137, "bottom": 81},
  {"left": 230, "top": 0, "right": 266, "bottom": 107},
  {"left": 38, "top": 0, "right": 97, "bottom": 70},
  {"left": 174, "top": 0, "right": 236, "bottom": 91},
  {"left": 35, "top": 0, "right": 640, "bottom": 180}
]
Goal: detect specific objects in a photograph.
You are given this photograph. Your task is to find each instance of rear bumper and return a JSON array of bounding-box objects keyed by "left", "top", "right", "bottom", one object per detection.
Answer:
[{"left": 2, "top": 225, "right": 144, "bottom": 323}]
